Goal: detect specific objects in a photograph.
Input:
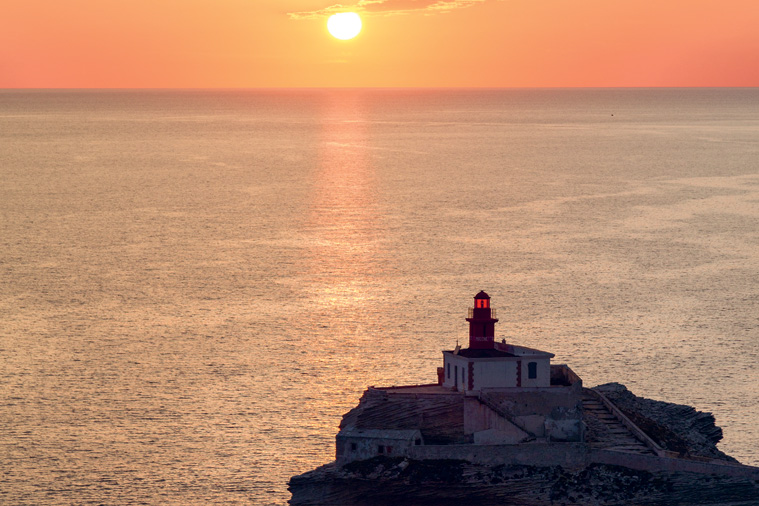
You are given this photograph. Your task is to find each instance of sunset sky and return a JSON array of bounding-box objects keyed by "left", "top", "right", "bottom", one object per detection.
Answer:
[{"left": 2, "top": 0, "right": 759, "bottom": 88}]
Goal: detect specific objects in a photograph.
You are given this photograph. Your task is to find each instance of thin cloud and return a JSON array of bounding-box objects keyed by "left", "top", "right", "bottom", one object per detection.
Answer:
[{"left": 288, "top": 0, "right": 492, "bottom": 20}]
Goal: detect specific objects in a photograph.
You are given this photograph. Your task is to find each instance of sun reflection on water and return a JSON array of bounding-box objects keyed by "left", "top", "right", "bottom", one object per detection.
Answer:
[{"left": 302, "top": 92, "right": 383, "bottom": 308}]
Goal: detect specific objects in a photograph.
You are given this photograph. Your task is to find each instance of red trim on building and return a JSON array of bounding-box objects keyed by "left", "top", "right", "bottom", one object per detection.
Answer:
[{"left": 516, "top": 360, "right": 522, "bottom": 387}]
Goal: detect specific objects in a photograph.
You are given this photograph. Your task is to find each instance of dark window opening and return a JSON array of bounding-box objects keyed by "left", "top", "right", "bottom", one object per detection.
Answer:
[
  {"left": 447, "top": 363, "right": 450, "bottom": 379},
  {"left": 415, "top": 439, "right": 421, "bottom": 446},
  {"left": 351, "top": 443, "right": 357, "bottom": 451},
  {"left": 386, "top": 446, "right": 393, "bottom": 454},
  {"left": 528, "top": 362, "right": 538, "bottom": 379},
  {"left": 378, "top": 445, "right": 384, "bottom": 454}
]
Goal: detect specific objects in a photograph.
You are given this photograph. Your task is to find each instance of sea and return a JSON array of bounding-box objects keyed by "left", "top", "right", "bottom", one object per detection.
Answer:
[{"left": 1, "top": 88, "right": 759, "bottom": 505}]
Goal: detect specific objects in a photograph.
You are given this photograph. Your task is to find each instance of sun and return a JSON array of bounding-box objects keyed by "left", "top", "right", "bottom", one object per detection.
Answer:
[{"left": 327, "top": 12, "right": 362, "bottom": 41}]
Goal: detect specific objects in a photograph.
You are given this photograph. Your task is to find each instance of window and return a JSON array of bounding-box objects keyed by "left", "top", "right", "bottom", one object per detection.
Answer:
[
  {"left": 528, "top": 362, "right": 537, "bottom": 379},
  {"left": 447, "top": 363, "right": 450, "bottom": 379},
  {"left": 386, "top": 446, "right": 393, "bottom": 454},
  {"left": 415, "top": 439, "right": 421, "bottom": 446},
  {"left": 351, "top": 443, "right": 357, "bottom": 451},
  {"left": 378, "top": 445, "right": 384, "bottom": 454}
]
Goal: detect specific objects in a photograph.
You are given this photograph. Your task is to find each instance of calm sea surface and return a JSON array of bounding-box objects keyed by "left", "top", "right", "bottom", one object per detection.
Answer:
[{"left": 2, "top": 89, "right": 759, "bottom": 505}]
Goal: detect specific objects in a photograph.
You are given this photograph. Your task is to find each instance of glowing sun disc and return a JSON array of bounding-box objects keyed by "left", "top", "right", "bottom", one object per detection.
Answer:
[{"left": 327, "top": 12, "right": 362, "bottom": 40}]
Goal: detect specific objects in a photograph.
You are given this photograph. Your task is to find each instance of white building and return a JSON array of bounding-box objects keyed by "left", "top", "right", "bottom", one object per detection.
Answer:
[
  {"left": 441, "top": 291, "right": 554, "bottom": 392},
  {"left": 336, "top": 429, "right": 423, "bottom": 462}
]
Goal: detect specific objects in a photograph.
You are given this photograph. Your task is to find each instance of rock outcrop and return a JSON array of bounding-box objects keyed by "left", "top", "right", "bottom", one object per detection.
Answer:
[{"left": 289, "top": 384, "right": 759, "bottom": 505}]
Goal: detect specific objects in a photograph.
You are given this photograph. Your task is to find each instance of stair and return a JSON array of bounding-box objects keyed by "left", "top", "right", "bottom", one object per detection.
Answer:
[{"left": 582, "top": 390, "right": 655, "bottom": 455}]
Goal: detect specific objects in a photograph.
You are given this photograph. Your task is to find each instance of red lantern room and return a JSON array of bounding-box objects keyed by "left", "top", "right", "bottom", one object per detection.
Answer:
[{"left": 466, "top": 291, "right": 499, "bottom": 349}]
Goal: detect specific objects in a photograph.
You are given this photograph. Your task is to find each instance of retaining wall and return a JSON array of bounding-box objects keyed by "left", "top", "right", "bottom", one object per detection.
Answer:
[
  {"left": 591, "top": 449, "right": 759, "bottom": 479},
  {"left": 410, "top": 444, "right": 759, "bottom": 479},
  {"left": 410, "top": 443, "right": 588, "bottom": 469}
]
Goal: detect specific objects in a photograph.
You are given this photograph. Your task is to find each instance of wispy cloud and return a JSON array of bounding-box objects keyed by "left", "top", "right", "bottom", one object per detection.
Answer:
[{"left": 288, "top": 0, "right": 493, "bottom": 20}]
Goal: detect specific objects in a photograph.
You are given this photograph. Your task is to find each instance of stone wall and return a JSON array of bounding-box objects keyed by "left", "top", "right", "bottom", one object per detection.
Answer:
[
  {"left": 410, "top": 442, "right": 588, "bottom": 469},
  {"left": 408, "top": 444, "right": 759, "bottom": 479},
  {"left": 479, "top": 385, "right": 584, "bottom": 441},
  {"left": 550, "top": 364, "right": 582, "bottom": 386},
  {"left": 462, "top": 398, "right": 529, "bottom": 444},
  {"left": 591, "top": 449, "right": 759, "bottom": 479}
]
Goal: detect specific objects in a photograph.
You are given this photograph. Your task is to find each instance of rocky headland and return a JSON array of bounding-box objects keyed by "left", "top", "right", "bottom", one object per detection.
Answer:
[{"left": 289, "top": 384, "right": 759, "bottom": 506}]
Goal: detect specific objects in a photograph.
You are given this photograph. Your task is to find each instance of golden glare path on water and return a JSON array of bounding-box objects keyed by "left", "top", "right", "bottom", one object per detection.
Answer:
[{"left": 306, "top": 92, "right": 379, "bottom": 308}]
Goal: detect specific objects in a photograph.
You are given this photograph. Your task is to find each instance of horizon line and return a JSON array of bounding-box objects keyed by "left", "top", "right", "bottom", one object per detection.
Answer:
[{"left": 3, "top": 86, "right": 759, "bottom": 91}]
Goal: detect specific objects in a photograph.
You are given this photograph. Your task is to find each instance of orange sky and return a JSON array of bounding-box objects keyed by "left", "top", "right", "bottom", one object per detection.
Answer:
[{"left": 2, "top": 0, "right": 758, "bottom": 88}]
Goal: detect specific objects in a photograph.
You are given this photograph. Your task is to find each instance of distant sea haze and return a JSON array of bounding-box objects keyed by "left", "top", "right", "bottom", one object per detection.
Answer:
[{"left": 1, "top": 88, "right": 758, "bottom": 505}]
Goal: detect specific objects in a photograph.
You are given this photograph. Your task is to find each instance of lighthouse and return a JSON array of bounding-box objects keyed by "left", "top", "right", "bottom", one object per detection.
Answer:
[
  {"left": 333, "top": 290, "right": 586, "bottom": 463},
  {"left": 466, "top": 290, "right": 498, "bottom": 349},
  {"left": 442, "top": 291, "right": 554, "bottom": 392}
]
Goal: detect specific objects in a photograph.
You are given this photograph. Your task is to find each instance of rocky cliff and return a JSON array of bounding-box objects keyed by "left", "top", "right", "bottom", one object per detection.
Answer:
[{"left": 289, "top": 384, "right": 759, "bottom": 505}]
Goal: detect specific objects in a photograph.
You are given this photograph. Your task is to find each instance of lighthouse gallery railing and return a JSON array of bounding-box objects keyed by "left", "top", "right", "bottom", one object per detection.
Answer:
[{"left": 468, "top": 308, "right": 497, "bottom": 319}]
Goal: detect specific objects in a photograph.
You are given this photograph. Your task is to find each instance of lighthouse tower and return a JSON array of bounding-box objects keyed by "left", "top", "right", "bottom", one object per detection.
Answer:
[
  {"left": 442, "top": 291, "right": 554, "bottom": 392},
  {"left": 466, "top": 290, "right": 498, "bottom": 349}
]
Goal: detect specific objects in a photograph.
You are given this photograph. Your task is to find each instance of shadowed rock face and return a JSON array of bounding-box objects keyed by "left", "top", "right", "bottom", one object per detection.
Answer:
[
  {"left": 289, "top": 458, "right": 759, "bottom": 506},
  {"left": 593, "top": 383, "right": 736, "bottom": 462},
  {"left": 339, "top": 389, "right": 469, "bottom": 445}
]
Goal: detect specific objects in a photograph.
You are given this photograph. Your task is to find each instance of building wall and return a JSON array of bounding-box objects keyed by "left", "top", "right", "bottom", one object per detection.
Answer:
[
  {"left": 336, "top": 434, "right": 420, "bottom": 463},
  {"left": 519, "top": 358, "right": 551, "bottom": 388},
  {"left": 442, "top": 355, "right": 469, "bottom": 391},
  {"left": 473, "top": 360, "right": 518, "bottom": 389},
  {"left": 443, "top": 354, "right": 551, "bottom": 391}
]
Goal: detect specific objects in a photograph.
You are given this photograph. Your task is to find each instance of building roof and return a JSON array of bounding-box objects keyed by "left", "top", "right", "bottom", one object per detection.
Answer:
[
  {"left": 474, "top": 290, "right": 490, "bottom": 299},
  {"left": 443, "top": 345, "right": 555, "bottom": 359},
  {"left": 444, "top": 348, "right": 516, "bottom": 358}
]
